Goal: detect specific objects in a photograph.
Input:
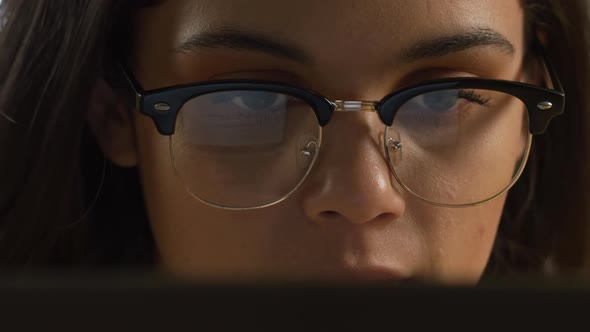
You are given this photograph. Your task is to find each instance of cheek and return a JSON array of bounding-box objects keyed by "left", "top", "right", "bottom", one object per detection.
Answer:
[
  {"left": 133, "top": 114, "right": 302, "bottom": 280},
  {"left": 410, "top": 196, "right": 505, "bottom": 284},
  {"left": 133, "top": 114, "right": 236, "bottom": 277}
]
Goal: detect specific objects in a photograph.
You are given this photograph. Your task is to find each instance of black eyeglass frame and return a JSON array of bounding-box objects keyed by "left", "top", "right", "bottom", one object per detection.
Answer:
[{"left": 119, "top": 46, "right": 565, "bottom": 137}]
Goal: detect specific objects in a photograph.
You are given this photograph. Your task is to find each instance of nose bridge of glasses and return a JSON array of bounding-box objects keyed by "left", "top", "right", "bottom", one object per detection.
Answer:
[{"left": 332, "top": 100, "right": 379, "bottom": 112}]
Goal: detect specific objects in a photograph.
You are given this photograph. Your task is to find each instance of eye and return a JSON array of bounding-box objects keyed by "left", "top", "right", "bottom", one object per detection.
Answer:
[
  {"left": 414, "top": 90, "right": 460, "bottom": 112},
  {"left": 225, "top": 91, "right": 287, "bottom": 112},
  {"left": 410, "top": 89, "right": 490, "bottom": 113}
]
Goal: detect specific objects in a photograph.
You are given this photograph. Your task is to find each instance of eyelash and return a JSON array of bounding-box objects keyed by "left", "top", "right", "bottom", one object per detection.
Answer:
[{"left": 458, "top": 89, "right": 490, "bottom": 106}]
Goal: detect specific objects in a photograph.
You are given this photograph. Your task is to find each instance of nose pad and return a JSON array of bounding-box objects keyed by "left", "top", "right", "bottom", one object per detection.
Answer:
[
  {"left": 385, "top": 130, "right": 403, "bottom": 166},
  {"left": 297, "top": 136, "right": 320, "bottom": 170}
]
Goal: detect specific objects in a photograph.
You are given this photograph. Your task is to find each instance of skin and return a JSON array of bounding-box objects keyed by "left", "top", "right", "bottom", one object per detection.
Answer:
[{"left": 91, "top": 0, "right": 531, "bottom": 284}]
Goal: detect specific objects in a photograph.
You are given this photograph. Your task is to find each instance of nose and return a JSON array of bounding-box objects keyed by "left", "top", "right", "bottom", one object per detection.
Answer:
[{"left": 300, "top": 110, "right": 406, "bottom": 225}]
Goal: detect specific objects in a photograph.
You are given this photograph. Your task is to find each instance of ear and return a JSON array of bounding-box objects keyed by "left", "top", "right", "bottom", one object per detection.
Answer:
[{"left": 86, "top": 78, "right": 138, "bottom": 167}]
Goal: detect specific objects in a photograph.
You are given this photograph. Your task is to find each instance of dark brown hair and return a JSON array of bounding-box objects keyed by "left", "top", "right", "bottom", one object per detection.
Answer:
[{"left": 0, "top": 0, "right": 588, "bottom": 276}]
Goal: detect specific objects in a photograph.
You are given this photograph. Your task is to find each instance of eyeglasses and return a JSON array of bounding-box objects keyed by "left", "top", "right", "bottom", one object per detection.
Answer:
[{"left": 119, "top": 50, "right": 564, "bottom": 211}]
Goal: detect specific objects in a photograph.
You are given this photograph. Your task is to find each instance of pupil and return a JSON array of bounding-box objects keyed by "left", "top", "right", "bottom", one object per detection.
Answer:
[
  {"left": 423, "top": 91, "right": 457, "bottom": 111},
  {"left": 242, "top": 92, "right": 278, "bottom": 110}
]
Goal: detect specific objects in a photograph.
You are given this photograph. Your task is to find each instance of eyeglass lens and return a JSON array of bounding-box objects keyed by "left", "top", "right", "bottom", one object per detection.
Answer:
[
  {"left": 171, "top": 90, "right": 321, "bottom": 208},
  {"left": 385, "top": 88, "right": 530, "bottom": 206}
]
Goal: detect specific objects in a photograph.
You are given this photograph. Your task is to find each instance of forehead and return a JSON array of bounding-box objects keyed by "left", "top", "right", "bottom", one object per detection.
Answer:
[
  {"left": 132, "top": 0, "right": 526, "bottom": 92},
  {"left": 140, "top": 0, "right": 525, "bottom": 47}
]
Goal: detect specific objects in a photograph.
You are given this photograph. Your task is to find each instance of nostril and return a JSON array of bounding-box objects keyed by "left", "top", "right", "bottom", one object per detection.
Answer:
[
  {"left": 316, "top": 210, "right": 399, "bottom": 225},
  {"left": 319, "top": 211, "right": 340, "bottom": 220}
]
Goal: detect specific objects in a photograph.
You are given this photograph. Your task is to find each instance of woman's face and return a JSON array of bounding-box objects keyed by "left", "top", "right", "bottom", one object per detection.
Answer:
[{"left": 124, "top": 0, "right": 528, "bottom": 284}]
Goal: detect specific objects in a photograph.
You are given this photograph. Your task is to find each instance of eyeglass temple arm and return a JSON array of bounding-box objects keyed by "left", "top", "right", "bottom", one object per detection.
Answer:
[
  {"left": 116, "top": 62, "right": 146, "bottom": 111},
  {"left": 535, "top": 41, "right": 564, "bottom": 93}
]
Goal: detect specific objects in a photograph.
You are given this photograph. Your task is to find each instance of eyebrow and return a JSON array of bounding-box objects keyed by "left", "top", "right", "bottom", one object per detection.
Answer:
[
  {"left": 174, "top": 27, "right": 516, "bottom": 65},
  {"left": 175, "top": 28, "right": 312, "bottom": 64},
  {"left": 403, "top": 28, "right": 516, "bottom": 61}
]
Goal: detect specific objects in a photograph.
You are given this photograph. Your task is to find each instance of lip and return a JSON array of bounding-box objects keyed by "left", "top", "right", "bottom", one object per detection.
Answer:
[{"left": 323, "top": 266, "right": 409, "bottom": 283}]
